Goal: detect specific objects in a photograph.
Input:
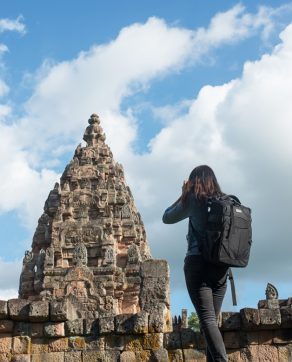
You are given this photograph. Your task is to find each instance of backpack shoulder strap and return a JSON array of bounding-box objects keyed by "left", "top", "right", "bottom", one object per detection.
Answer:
[
  {"left": 228, "top": 268, "right": 237, "bottom": 306},
  {"left": 224, "top": 194, "right": 241, "bottom": 204}
]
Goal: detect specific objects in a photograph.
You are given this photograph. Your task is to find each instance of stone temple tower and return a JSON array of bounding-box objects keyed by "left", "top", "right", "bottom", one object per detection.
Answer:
[{"left": 18, "top": 114, "right": 171, "bottom": 329}]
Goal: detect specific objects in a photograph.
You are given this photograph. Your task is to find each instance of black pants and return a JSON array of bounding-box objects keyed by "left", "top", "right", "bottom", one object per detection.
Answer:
[{"left": 184, "top": 255, "right": 229, "bottom": 362}]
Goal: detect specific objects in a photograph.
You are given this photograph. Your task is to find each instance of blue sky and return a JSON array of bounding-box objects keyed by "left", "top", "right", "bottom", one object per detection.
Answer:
[{"left": 1, "top": 1, "right": 292, "bottom": 317}]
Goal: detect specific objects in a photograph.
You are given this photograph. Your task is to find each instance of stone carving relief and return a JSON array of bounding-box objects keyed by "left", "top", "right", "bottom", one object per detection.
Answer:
[
  {"left": 122, "top": 204, "right": 132, "bottom": 219},
  {"left": 102, "top": 223, "right": 114, "bottom": 245},
  {"left": 35, "top": 249, "right": 46, "bottom": 282},
  {"left": 44, "top": 246, "right": 54, "bottom": 269},
  {"left": 72, "top": 242, "right": 88, "bottom": 267},
  {"left": 104, "top": 245, "right": 116, "bottom": 266},
  {"left": 127, "top": 244, "right": 141, "bottom": 264}
]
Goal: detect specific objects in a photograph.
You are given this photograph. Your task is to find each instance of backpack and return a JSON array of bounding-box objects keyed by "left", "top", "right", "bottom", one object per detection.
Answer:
[{"left": 200, "top": 194, "right": 252, "bottom": 268}]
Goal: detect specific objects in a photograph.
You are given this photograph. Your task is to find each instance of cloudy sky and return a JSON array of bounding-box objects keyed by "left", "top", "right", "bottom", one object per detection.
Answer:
[{"left": 1, "top": 0, "right": 292, "bottom": 316}]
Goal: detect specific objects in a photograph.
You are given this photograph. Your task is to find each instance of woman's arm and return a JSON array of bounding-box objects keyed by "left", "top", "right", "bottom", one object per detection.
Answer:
[
  {"left": 162, "top": 197, "right": 191, "bottom": 224},
  {"left": 162, "top": 181, "right": 192, "bottom": 224}
]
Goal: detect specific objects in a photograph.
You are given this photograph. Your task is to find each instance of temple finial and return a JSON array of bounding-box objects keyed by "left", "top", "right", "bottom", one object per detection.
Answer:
[{"left": 83, "top": 113, "right": 106, "bottom": 146}]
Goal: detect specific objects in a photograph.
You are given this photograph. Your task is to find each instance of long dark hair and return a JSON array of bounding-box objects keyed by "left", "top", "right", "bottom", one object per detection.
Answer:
[{"left": 182, "top": 165, "right": 222, "bottom": 203}]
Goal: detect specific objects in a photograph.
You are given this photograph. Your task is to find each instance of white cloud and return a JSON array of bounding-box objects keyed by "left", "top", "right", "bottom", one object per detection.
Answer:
[
  {"left": 0, "top": 15, "right": 26, "bottom": 34},
  {"left": 0, "top": 289, "right": 18, "bottom": 301},
  {"left": 10, "top": 6, "right": 277, "bottom": 162},
  {"left": 0, "top": 123, "right": 60, "bottom": 229},
  {"left": 0, "top": 104, "right": 11, "bottom": 119},
  {"left": 0, "top": 79, "right": 9, "bottom": 97},
  {"left": 189, "top": 3, "right": 283, "bottom": 62},
  {"left": 0, "top": 258, "right": 21, "bottom": 294},
  {"left": 149, "top": 99, "right": 193, "bottom": 126},
  {"left": 0, "top": 43, "right": 8, "bottom": 55}
]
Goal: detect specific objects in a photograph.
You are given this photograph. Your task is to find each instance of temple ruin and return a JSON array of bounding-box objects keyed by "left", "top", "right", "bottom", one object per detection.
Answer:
[
  {"left": 19, "top": 113, "right": 159, "bottom": 320},
  {"left": 0, "top": 115, "right": 291, "bottom": 361}
]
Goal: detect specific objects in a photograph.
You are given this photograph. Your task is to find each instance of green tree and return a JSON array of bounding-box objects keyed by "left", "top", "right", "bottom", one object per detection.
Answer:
[{"left": 188, "top": 312, "right": 200, "bottom": 332}]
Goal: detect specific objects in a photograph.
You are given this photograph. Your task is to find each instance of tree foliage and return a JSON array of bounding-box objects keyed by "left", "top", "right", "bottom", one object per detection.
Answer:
[{"left": 188, "top": 312, "right": 200, "bottom": 332}]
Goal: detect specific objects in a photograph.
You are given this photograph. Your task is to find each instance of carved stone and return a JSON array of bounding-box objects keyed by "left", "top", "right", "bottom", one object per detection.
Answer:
[
  {"left": 266, "top": 283, "right": 278, "bottom": 300},
  {"left": 18, "top": 114, "right": 170, "bottom": 322}
]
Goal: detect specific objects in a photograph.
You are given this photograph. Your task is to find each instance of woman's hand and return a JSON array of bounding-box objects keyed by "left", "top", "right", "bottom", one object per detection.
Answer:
[
  {"left": 181, "top": 179, "right": 192, "bottom": 203},
  {"left": 182, "top": 180, "right": 189, "bottom": 193}
]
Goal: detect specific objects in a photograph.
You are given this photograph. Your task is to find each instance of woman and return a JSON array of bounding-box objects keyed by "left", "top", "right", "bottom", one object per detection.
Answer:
[{"left": 162, "top": 165, "right": 228, "bottom": 362}]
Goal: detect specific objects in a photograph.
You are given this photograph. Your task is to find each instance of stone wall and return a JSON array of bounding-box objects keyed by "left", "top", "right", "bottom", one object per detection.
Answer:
[{"left": 0, "top": 296, "right": 292, "bottom": 361}]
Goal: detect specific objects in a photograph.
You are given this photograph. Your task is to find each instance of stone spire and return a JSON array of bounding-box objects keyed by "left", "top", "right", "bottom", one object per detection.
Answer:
[{"left": 19, "top": 114, "right": 156, "bottom": 319}]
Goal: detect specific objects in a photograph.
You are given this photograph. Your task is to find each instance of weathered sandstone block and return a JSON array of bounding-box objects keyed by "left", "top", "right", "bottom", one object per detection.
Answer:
[
  {"left": 183, "top": 348, "right": 206, "bottom": 362},
  {"left": 98, "top": 316, "right": 115, "bottom": 334},
  {"left": 82, "top": 350, "right": 120, "bottom": 362},
  {"left": 68, "top": 337, "right": 85, "bottom": 350},
  {"left": 280, "top": 306, "right": 292, "bottom": 328},
  {"left": 83, "top": 319, "right": 98, "bottom": 336},
  {"left": 224, "top": 331, "right": 241, "bottom": 349},
  {"left": 31, "top": 352, "right": 65, "bottom": 362},
  {"left": 64, "top": 319, "right": 83, "bottom": 336},
  {"left": 148, "top": 303, "right": 172, "bottom": 333},
  {"left": 50, "top": 300, "right": 77, "bottom": 322},
  {"left": 48, "top": 337, "right": 68, "bottom": 352},
  {"left": 278, "top": 345, "right": 292, "bottom": 362},
  {"left": 13, "top": 322, "right": 31, "bottom": 336},
  {"left": 12, "top": 355, "right": 31, "bottom": 362},
  {"left": 115, "top": 312, "right": 148, "bottom": 334},
  {"left": 259, "top": 308, "right": 281, "bottom": 329},
  {"left": 168, "top": 349, "right": 184, "bottom": 362},
  {"left": 240, "top": 308, "right": 260, "bottom": 330},
  {"left": 104, "top": 334, "right": 125, "bottom": 351},
  {"left": 164, "top": 332, "right": 182, "bottom": 350},
  {"left": 120, "top": 351, "right": 136, "bottom": 362},
  {"left": 12, "top": 336, "right": 31, "bottom": 354},
  {"left": 141, "top": 259, "right": 169, "bottom": 279},
  {"left": 150, "top": 348, "right": 169, "bottom": 362},
  {"left": 64, "top": 351, "right": 82, "bottom": 362},
  {"left": 84, "top": 336, "right": 105, "bottom": 350},
  {"left": 31, "top": 323, "right": 44, "bottom": 338},
  {"left": 227, "top": 350, "right": 243, "bottom": 362},
  {"left": 29, "top": 301, "right": 49, "bottom": 322},
  {"left": 31, "top": 338, "right": 49, "bottom": 354},
  {"left": 239, "top": 330, "right": 259, "bottom": 347},
  {"left": 273, "top": 329, "right": 292, "bottom": 344},
  {"left": 142, "top": 332, "right": 164, "bottom": 350},
  {"left": 44, "top": 323, "right": 65, "bottom": 338},
  {"left": 0, "top": 335, "right": 12, "bottom": 353},
  {"left": 8, "top": 299, "right": 30, "bottom": 321},
  {"left": 0, "top": 320, "right": 14, "bottom": 333},
  {"left": 221, "top": 312, "right": 241, "bottom": 331}
]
